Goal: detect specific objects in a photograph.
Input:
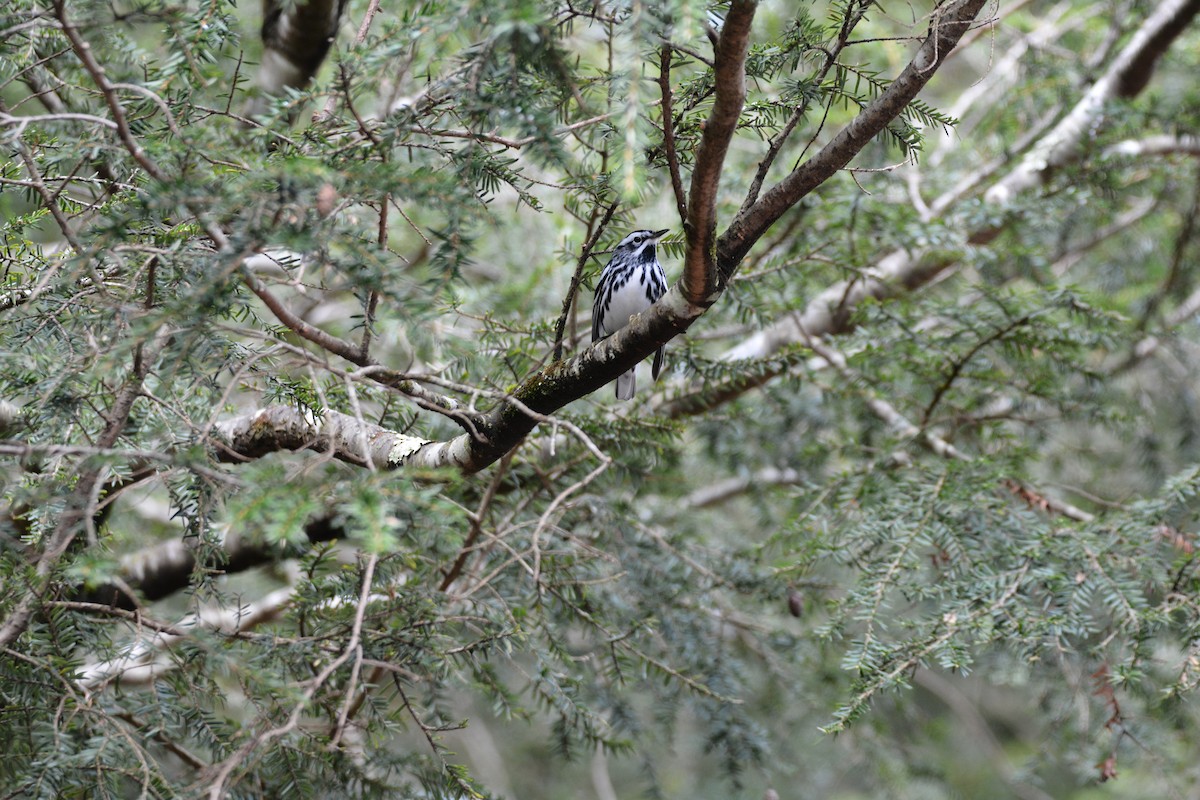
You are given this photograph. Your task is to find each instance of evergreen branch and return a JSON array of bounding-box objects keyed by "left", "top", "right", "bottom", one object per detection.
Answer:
[
  {"left": 825, "top": 560, "right": 1032, "bottom": 734},
  {"left": 741, "top": 0, "right": 870, "bottom": 212},
  {"left": 712, "top": 0, "right": 1200, "bottom": 406},
  {"left": 205, "top": 552, "right": 378, "bottom": 799},
  {"left": 719, "top": 0, "right": 990, "bottom": 271},
  {"left": 919, "top": 313, "right": 1036, "bottom": 427},
  {"left": 806, "top": 336, "right": 1095, "bottom": 523},
  {"left": 52, "top": 0, "right": 169, "bottom": 183},
  {"left": 0, "top": 327, "right": 171, "bottom": 649}
]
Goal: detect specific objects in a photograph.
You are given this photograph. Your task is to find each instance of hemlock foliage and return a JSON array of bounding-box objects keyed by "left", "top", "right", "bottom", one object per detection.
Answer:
[{"left": 3, "top": 1, "right": 1200, "bottom": 798}]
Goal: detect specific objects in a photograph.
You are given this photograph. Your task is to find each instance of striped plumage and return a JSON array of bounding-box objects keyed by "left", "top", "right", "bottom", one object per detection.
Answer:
[
  {"left": 248, "top": 0, "right": 348, "bottom": 119},
  {"left": 591, "top": 229, "right": 669, "bottom": 400}
]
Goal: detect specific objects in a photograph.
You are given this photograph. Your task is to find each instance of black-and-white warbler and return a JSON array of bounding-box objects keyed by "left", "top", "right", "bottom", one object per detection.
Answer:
[
  {"left": 248, "top": 0, "right": 348, "bottom": 120},
  {"left": 591, "top": 228, "right": 670, "bottom": 400}
]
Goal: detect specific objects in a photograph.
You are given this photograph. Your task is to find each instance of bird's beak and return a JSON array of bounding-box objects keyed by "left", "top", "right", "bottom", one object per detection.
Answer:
[{"left": 652, "top": 229, "right": 670, "bottom": 240}]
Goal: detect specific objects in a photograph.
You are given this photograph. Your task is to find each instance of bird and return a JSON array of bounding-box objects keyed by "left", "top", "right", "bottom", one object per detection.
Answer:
[
  {"left": 591, "top": 228, "right": 670, "bottom": 400},
  {"left": 248, "top": 0, "right": 348, "bottom": 121}
]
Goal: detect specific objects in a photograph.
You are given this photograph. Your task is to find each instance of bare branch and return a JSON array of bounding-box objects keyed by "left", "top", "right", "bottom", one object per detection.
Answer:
[
  {"left": 685, "top": 467, "right": 804, "bottom": 508},
  {"left": 0, "top": 110, "right": 118, "bottom": 131},
  {"left": 242, "top": 265, "right": 363, "bottom": 363}
]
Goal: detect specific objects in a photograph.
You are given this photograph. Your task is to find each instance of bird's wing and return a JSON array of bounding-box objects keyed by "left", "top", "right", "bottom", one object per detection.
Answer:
[{"left": 591, "top": 271, "right": 607, "bottom": 342}]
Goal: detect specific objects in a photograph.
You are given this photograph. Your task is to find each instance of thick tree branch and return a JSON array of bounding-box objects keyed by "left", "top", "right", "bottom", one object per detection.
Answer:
[
  {"left": 718, "top": 0, "right": 990, "bottom": 272},
  {"left": 214, "top": 405, "right": 446, "bottom": 469},
  {"left": 1103, "top": 134, "right": 1200, "bottom": 160},
  {"left": 72, "top": 515, "right": 345, "bottom": 611},
  {"left": 713, "top": 0, "right": 1199, "bottom": 376},
  {"left": 682, "top": 0, "right": 756, "bottom": 304},
  {"left": 220, "top": 273, "right": 714, "bottom": 473}
]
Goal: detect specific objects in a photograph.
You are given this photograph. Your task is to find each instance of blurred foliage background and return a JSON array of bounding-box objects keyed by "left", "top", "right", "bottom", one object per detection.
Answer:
[{"left": 4, "top": 1, "right": 1200, "bottom": 798}]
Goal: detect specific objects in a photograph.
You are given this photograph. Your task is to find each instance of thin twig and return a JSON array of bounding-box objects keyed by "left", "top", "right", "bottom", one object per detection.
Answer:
[
  {"left": 658, "top": 44, "right": 687, "bottom": 223},
  {"left": 440, "top": 453, "right": 514, "bottom": 592},
  {"left": 740, "top": 0, "right": 864, "bottom": 213},
  {"left": 206, "top": 554, "right": 379, "bottom": 798},
  {"left": 553, "top": 201, "right": 618, "bottom": 361},
  {"left": 52, "top": 0, "right": 167, "bottom": 182}
]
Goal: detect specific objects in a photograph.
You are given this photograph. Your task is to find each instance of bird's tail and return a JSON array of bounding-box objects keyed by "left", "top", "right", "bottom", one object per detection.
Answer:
[{"left": 615, "top": 370, "right": 636, "bottom": 400}]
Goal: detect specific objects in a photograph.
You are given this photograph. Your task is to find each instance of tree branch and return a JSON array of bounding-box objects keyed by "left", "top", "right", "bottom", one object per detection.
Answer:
[
  {"left": 53, "top": 0, "right": 168, "bottom": 183},
  {"left": 718, "top": 0, "right": 991, "bottom": 272},
  {"left": 71, "top": 515, "right": 346, "bottom": 611},
  {"left": 986, "top": 0, "right": 1200, "bottom": 204},
  {"left": 685, "top": 467, "right": 804, "bottom": 508},
  {"left": 707, "top": 0, "right": 1198, "bottom": 396},
  {"left": 740, "top": 0, "right": 868, "bottom": 213},
  {"left": 242, "top": 265, "right": 487, "bottom": 435},
  {"left": 553, "top": 201, "right": 618, "bottom": 361},
  {"left": 658, "top": 44, "right": 687, "bottom": 224},
  {"left": 682, "top": 0, "right": 756, "bottom": 304},
  {"left": 1103, "top": 134, "right": 1200, "bottom": 160},
  {"left": 214, "top": 405, "right": 447, "bottom": 469},
  {"left": 0, "top": 326, "right": 171, "bottom": 648}
]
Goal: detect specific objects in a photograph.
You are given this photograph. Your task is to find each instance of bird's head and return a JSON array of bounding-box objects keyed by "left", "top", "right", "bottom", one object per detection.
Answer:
[{"left": 614, "top": 228, "right": 669, "bottom": 261}]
